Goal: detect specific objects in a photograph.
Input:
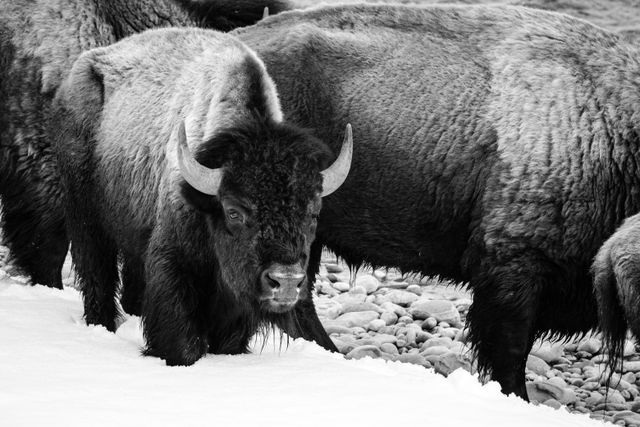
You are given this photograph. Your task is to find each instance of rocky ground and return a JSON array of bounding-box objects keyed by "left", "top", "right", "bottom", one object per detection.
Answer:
[{"left": 313, "top": 252, "right": 640, "bottom": 426}]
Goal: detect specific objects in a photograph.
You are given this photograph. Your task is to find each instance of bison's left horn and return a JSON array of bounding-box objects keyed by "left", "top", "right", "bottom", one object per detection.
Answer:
[
  {"left": 262, "top": 6, "right": 269, "bottom": 19},
  {"left": 177, "top": 121, "right": 223, "bottom": 196},
  {"left": 321, "top": 124, "right": 353, "bottom": 197}
]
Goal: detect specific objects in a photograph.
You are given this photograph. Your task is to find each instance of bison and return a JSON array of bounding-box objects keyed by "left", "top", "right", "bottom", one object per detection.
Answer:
[
  {"left": 51, "top": 27, "right": 352, "bottom": 364},
  {"left": 0, "top": 0, "right": 289, "bottom": 291},
  {"left": 229, "top": 4, "right": 640, "bottom": 399},
  {"left": 593, "top": 214, "right": 640, "bottom": 371}
]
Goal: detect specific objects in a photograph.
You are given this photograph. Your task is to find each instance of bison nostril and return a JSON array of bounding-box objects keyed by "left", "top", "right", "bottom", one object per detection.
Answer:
[{"left": 266, "top": 274, "right": 280, "bottom": 289}]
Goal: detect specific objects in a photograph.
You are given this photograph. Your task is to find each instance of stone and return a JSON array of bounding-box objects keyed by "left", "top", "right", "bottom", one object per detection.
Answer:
[
  {"left": 354, "top": 275, "right": 380, "bottom": 294},
  {"left": 334, "top": 292, "right": 367, "bottom": 306},
  {"left": 421, "top": 345, "right": 450, "bottom": 357},
  {"left": 526, "top": 355, "right": 551, "bottom": 376},
  {"left": 334, "top": 311, "right": 380, "bottom": 328},
  {"left": 416, "top": 331, "right": 431, "bottom": 344},
  {"left": 367, "top": 319, "right": 386, "bottom": 332},
  {"left": 397, "top": 316, "right": 414, "bottom": 324},
  {"left": 341, "top": 302, "right": 383, "bottom": 315},
  {"left": 434, "top": 351, "right": 473, "bottom": 376},
  {"left": 332, "top": 337, "right": 357, "bottom": 354},
  {"left": 396, "top": 353, "right": 429, "bottom": 367},
  {"left": 577, "top": 337, "right": 602, "bottom": 355},
  {"left": 373, "top": 269, "right": 387, "bottom": 281},
  {"left": 421, "top": 337, "right": 453, "bottom": 351},
  {"left": 594, "top": 390, "right": 627, "bottom": 406},
  {"left": 380, "top": 343, "right": 399, "bottom": 355},
  {"left": 585, "top": 392, "right": 603, "bottom": 407},
  {"left": 346, "top": 345, "right": 382, "bottom": 360},
  {"left": 623, "top": 361, "right": 640, "bottom": 372},
  {"left": 593, "top": 402, "right": 630, "bottom": 412},
  {"left": 409, "top": 299, "right": 460, "bottom": 325},
  {"left": 406, "top": 284, "right": 422, "bottom": 295},
  {"left": 380, "top": 311, "right": 398, "bottom": 326},
  {"left": 379, "top": 302, "right": 409, "bottom": 318},
  {"left": 530, "top": 342, "right": 564, "bottom": 364},
  {"left": 325, "top": 263, "right": 343, "bottom": 274},
  {"left": 623, "top": 372, "right": 637, "bottom": 384},
  {"left": 422, "top": 317, "right": 438, "bottom": 330},
  {"left": 438, "top": 327, "right": 457, "bottom": 340},
  {"left": 614, "top": 411, "right": 640, "bottom": 426},
  {"left": 386, "top": 290, "right": 419, "bottom": 306},
  {"left": 542, "top": 399, "right": 563, "bottom": 410},
  {"left": 356, "top": 334, "right": 398, "bottom": 347},
  {"left": 626, "top": 340, "right": 637, "bottom": 357},
  {"left": 323, "top": 323, "right": 353, "bottom": 335},
  {"left": 317, "top": 282, "right": 338, "bottom": 296},
  {"left": 525, "top": 379, "right": 577, "bottom": 405},
  {"left": 331, "top": 281, "right": 350, "bottom": 292},
  {"left": 383, "top": 281, "right": 410, "bottom": 290}
]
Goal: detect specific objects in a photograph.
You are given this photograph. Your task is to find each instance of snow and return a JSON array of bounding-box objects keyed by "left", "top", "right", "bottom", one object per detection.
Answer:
[{"left": 0, "top": 277, "right": 607, "bottom": 426}]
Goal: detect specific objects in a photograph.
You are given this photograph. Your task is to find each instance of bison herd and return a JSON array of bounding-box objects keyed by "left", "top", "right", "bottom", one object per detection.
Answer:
[{"left": 2, "top": 0, "right": 640, "bottom": 403}]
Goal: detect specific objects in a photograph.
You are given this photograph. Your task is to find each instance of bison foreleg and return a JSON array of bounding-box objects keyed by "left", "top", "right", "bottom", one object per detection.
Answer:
[
  {"left": 467, "top": 259, "right": 543, "bottom": 401},
  {"left": 120, "top": 257, "right": 145, "bottom": 317},
  {"left": 142, "top": 247, "right": 208, "bottom": 366}
]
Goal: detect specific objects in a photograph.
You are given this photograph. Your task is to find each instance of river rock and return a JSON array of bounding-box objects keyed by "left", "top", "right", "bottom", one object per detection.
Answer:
[
  {"left": 355, "top": 275, "right": 380, "bottom": 294},
  {"left": 422, "top": 317, "right": 438, "bottom": 330},
  {"left": 577, "top": 337, "right": 602, "bottom": 355},
  {"left": 341, "top": 302, "right": 384, "bottom": 315},
  {"left": 380, "top": 342, "right": 399, "bottom": 355},
  {"left": 526, "top": 379, "right": 577, "bottom": 405},
  {"left": 530, "top": 341, "right": 564, "bottom": 364},
  {"left": 406, "top": 284, "right": 422, "bottom": 295},
  {"left": 526, "top": 355, "right": 551, "bottom": 376},
  {"left": 396, "top": 353, "right": 429, "bottom": 367},
  {"left": 331, "top": 281, "right": 350, "bottom": 292},
  {"left": 379, "top": 302, "right": 409, "bottom": 318},
  {"left": 346, "top": 345, "right": 382, "bottom": 360},
  {"left": 367, "top": 319, "right": 386, "bottom": 332},
  {"left": 334, "top": 292, "right": 367, "bottom": 306},
  {"left": 386, "top": 290, "right": 419, "bottom": 306},
  {"left": 324, "top": 323, "right": 353, "bottom": 335},
  {"left": 334, "top": 311, "right": 380, "bottom": 328},
  {"left": 434, "top": 351, "right": 473, "bottom": 376},
  {"left": 421, "top": 345, "right": 450, "bottom": 357},
  {"left": 613, "top": 411, "right": 640, "bottom": 426},
  {"left": 380, "top": 311, "right": 398, "bottom": 326},
  {"left": 421, "top": 337, "right": 453, "bottom": 351},
  {"left": 625, "top": 340, "right": 637, "bottom": 357},
  {"left": 409, "top": 299, "right": 460, "bottom": 325},
  {"left": 357, "top": 333, "right": 398, "bottom": 347}
]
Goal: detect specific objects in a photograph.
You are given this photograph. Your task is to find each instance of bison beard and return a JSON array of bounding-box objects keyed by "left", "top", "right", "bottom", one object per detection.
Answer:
[{"left": 52, "top": 28, "right": 351, "bottom": 365}]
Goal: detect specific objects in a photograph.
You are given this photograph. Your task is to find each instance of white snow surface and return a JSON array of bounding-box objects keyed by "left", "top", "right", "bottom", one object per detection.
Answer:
[{"left": 0, "top": 277, "right": 607, "bottom": 427}]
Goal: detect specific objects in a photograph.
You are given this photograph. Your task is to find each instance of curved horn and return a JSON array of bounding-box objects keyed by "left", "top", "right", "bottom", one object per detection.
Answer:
[
  {"left": 177, "top": 121, "right": 223, "bottom": 196},
  {"left": 321, "top": 124, "right": 353, "bottom": 197},
  {"left": 262, "top": 6, "right": 269, "bottom": 19}
]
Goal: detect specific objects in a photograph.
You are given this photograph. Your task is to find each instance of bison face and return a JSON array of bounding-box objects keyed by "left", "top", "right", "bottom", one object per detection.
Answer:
[{"left": 178, "top": 117, "right": 352, "bottom": 314}]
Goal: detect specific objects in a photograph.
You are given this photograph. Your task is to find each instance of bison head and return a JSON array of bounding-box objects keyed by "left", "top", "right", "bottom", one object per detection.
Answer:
[{"left": 178, "top": 115, "right": 352, "bottom": 314}]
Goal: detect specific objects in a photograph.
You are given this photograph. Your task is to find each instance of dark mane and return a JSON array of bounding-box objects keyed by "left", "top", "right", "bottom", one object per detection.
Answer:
[{"left": 173, "top": 0, "right": 290, "bottom": 30}]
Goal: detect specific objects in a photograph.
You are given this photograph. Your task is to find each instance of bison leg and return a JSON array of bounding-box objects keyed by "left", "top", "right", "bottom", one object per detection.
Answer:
[
  {"left": 69, "top": 223, "right": 120, "bottom": 332},
  {"left": 120, "top": 257, "right": 145, "bottom": 317},
  {"left": 467, "top": 259, "right": 543, "bottom": 400},
  {"left": 142, "top": 247, "right": 208, "bottom": 366},
  {"left": 0, "top": 184, "right": 68, "bottom": 289}
]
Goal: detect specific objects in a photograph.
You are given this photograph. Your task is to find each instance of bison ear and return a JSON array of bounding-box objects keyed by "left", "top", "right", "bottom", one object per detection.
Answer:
[
  {"left": 180, "top": 180, "right": 221, "bottom": 213},
  {"left": 54, "top": 51, "right": 105, "bottom": 131}
]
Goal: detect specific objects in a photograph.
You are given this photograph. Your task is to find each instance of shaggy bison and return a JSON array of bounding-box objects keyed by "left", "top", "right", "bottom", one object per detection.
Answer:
[
  {"left": 51, "top": 28, "right": 352, "bottom": 364},
  {"left": 231, "top": 4, "right": 640, "bottom": 398},
  {"left": 0, "top": 0, "right": 288, "bottom": 290},
  {"left": 593, "top": 214, "right": 640, "bottom": 369}
]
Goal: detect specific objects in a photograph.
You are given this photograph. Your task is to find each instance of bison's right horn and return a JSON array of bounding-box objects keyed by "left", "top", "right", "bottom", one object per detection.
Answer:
[
  {"left": 262, "top": 6, "right": 269, "bottom": 19},
  {"left": 321, "top": 124, "right": 353, "bottom": 197},
  {"left": 177, "top": 121, "right": 223, "bottom": 196}
]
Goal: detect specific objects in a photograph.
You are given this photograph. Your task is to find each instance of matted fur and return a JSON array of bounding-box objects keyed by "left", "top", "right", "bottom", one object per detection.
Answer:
[
  {"left": 52, "top": 28, "right": 337, "bottom": 365},
  {"left": 0, "top": 0, "right": 290, "bottom": 290},
  {"left": 593, "top": 214, "right": 640, "bottom": 375},
  {"left": 233, "top": 4, "right": 640, "bottom": 398}
]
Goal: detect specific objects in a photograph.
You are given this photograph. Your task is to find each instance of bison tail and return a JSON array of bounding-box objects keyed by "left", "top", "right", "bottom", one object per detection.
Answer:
[
  {"left": 174, "top": 0, "right": 291, "bottom": 31},
  {"left": 593, "top": 255, "right": 629, "bottom": 376}
]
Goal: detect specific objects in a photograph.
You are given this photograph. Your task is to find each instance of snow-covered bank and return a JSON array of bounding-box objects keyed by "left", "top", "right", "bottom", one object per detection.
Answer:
[{"left": 0, "top": 277, "right": 605, "bottom": 427}]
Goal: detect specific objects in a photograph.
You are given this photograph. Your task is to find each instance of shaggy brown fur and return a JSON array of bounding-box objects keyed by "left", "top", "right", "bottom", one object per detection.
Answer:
[{"left": 233, "top": 4, "right": 640, "bottom": 399}]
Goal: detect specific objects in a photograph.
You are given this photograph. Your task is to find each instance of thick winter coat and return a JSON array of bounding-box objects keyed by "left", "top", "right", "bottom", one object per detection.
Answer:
[
  {"left": 0, "top": 0, "right": 288, "bottom": 291},
  {"left": 52, "top": 28, "right": 351, "bottom": 364},
  {"left": 232, "top": 4, "right": 640, "bottom": 399}
]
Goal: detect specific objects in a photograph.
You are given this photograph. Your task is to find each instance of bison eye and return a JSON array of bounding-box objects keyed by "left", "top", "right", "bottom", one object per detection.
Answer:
[{"left": 227, "top": 209, "right": 243, "bottom": 223}]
